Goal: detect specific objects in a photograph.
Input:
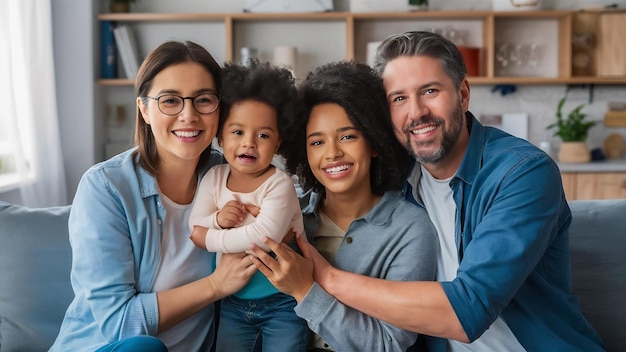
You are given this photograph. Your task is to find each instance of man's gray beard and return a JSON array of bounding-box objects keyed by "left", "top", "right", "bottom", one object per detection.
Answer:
[
  {"left": 406, "top": 104, "right": 465, "bottom": 164},
  {"left": 408, "top": 138, "right": 446, "bottom": 164}
]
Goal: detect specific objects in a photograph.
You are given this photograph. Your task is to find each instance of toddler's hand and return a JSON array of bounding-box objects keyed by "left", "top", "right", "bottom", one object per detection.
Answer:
[{"left": 217, "top": 201, "right": 246, "bottom": 228}]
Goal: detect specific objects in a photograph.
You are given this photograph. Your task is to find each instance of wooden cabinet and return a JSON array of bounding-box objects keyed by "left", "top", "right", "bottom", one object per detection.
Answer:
[
  {"left": 572, "top": 11, "right": 626, "bottom": 79},
  {"left": 96, "top": 10, "right": 626, "bottom": 86},
  {"left": 561, "top": 173, "right": 577, "bottom": 200},
  {"left": 561, "top": 172, "right": 626, "bottom": 200}
]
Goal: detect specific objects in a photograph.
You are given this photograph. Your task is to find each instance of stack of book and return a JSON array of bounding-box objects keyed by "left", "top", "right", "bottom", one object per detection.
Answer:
[
  {"left": 101, "top": 22, "right": 140, "bottom": 79},
  {"left": 100, "top": 21, "right": 117, "bottom": 79},
  {"left": 113, "top": 25, "right": 139, "bottom": 79},
  {"left": 112, "top": 25, "right": 141, "bottom": 79}
]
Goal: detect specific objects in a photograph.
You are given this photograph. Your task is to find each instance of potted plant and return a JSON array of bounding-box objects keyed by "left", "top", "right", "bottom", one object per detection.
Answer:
[
  {"left": 547, "top": 96, "right": 596, "bottom": 163},
  {"left": 109, "top": 0, "right": 136, "bottom": 13},
  {"left": 408, "top": 0, "right": 429, "bottom": 11}
]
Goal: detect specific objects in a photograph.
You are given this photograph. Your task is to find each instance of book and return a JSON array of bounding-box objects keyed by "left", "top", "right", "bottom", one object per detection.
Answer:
[
  {"left": 100, "top": 21, "right": 117, "bottom": 79},
  {"left": 113, "top": 24, "right": 140, "bottom": 79}
]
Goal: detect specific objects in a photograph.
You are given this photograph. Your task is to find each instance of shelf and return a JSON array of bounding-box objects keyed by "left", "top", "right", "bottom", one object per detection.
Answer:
[
  {"left": 96, "top": 12, "right": 351, "bottom": 22},
  {"left": 97, "top": 13, "right": 229, "bottom": 21},
  {"left": 96, "top": 10, "right": 626, "bottom": 85},
  {"left": 93, "top": 9, "right": 626, "bottom": 164},
  {"left": 98, "top": 78, "right": 134, "bottom": 86}
]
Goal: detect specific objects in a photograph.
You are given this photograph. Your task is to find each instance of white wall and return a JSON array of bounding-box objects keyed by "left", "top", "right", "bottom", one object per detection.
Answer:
[
  {"left": 52, "top": 0, "right": 97, "bottom": 204},
  {"left": 48, "top": 0, "right": 626, "bottom": 203}
]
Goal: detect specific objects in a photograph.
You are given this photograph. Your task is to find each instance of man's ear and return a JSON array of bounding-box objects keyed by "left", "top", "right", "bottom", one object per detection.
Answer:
[{"left": 460, "top": 78, "right": 471, "bottom": 113}]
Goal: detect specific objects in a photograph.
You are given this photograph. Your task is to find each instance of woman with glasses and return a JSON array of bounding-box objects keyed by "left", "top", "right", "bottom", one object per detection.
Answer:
[{"left": 50, "top": 41, "right": 256, "bottom": 352}]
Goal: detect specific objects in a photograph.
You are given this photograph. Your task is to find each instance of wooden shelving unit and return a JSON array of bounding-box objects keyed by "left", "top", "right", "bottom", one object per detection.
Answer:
[{"left": 96, "top": 10, "right": 626, "bottom": 86}]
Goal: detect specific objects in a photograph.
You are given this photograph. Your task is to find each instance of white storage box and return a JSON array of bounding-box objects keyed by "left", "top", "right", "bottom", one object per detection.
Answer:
[
  {"left": 492, "top": 0, "right": 543, "bottom": 11},
  {"left": 244, "top": 0, "right": 333, "bottom": 13},
  {"left": 350, "top": 0, "right": 418, "bottom": 12}
]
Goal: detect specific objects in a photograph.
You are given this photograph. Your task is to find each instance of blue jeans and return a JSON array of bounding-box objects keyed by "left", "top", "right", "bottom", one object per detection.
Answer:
[
  {"left": 216, "top": 293, "right": 309, "bottom": 352},
  {"left": 95, "top": 335, "right": 168, "bottom": 352}
]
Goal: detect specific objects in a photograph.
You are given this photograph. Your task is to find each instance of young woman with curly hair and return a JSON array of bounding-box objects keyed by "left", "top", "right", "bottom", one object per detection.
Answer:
[{"left": 248, "top": 61, "right": 438, "bottom": 351}]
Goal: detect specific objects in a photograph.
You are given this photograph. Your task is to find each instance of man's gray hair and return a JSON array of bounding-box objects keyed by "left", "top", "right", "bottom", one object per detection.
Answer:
[{"left": 372, "top": 31, "right": 467, "bottom": 89}]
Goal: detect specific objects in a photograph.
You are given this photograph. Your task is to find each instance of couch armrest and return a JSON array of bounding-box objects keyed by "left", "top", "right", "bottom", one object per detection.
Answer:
[
  {"left": 0, "top": 201, "right": 73, "bottom": 351},
  {"left": 569, "top": 199, "right": 626, "bottom": 352}
]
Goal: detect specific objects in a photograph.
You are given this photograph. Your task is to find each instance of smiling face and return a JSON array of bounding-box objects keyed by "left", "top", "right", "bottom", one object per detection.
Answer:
[
  {"left": 219, "top": 99, "right": 280, "bottom": 179},
  {"left": 382, "top": 55, "right": 470, "bottom": 176},
  {"left": 138, "top": 61, "right": 219, "bottom": 167},
  {"left": 306, "top": 103, "right": 374, "bottom": 198}
]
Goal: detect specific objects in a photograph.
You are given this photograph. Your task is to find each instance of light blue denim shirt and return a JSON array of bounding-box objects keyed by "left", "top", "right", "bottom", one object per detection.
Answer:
[
  {"left": 295, "top": 190, "right": 438, "bottom": 351},
  {"left": 404, "top": 113, "right": 605, "bottom": 351},
  {"left": 50, "top": 148, "right": 223, "bottom": 351}
]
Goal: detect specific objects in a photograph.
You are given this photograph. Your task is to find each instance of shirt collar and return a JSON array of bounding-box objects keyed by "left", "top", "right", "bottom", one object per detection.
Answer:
[
  {"left": 304, "top": 190, "right": 403, "bottom": 227},
  {"left": 454, "top": 111, "right": 484, "bottom": 187}
]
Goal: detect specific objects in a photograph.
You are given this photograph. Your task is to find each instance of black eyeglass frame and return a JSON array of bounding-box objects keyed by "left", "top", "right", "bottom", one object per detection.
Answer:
[{"left": 142, "top": 93, "right": 220, "bottom": 116}]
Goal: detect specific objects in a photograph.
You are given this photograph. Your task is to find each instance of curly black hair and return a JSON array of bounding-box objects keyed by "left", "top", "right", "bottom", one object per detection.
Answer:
[
  {"left": 283, "top": 60, "right": 410, "bottom": 196},
  {"left": 219, "top": 60, "right": 298, "bottom": 156}
]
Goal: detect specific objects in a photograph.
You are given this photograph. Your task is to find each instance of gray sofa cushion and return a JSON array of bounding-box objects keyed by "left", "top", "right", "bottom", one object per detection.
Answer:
[
  {"left": 569, "top": 199, "right": 626, "bottom": 352},
  {"left": 0, "top": 198, "right": 623, "bottom": 351},
  {"left": 0, "top": 201, "right": 73, "bottom": 351}
]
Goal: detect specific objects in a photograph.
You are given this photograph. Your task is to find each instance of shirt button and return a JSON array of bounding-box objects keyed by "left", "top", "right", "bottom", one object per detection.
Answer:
[
  {"left": 157, "top": 219, "right": 162, "bottom": 225},
  {"left": 346, "top": 237, "right": 353, "bottom": 244}
]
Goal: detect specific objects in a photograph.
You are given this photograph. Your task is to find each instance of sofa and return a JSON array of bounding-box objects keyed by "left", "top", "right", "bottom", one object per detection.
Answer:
[{"left": 1, "top": 199, "right": 625, "bottom": 352}]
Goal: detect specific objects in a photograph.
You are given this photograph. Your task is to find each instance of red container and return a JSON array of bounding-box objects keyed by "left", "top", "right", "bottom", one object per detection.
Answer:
[{"left": 458, "top": 46, "right": 481, "bottom": 77}]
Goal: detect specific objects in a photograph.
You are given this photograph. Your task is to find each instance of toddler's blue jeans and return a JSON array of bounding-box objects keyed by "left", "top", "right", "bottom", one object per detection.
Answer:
[{"left": 216, "top": 292, "right": 309, "bottom": 352}]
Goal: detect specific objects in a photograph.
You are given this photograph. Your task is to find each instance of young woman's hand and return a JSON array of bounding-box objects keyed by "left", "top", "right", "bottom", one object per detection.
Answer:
[
  {"left": 293, "top": 233, "right": 333, "bottom": 288},
  {"left": 247, "top": 233, "right": 328, "bottom": 302}
]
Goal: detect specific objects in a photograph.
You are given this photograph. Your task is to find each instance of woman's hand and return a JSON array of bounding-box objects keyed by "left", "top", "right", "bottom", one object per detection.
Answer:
[
  {"left": 248, "top": 233, "right": 320, "bottom": 302},
  {"left": 207, "top": 252, "right": 257, "bottom": 298},
  {"left": 292, "top": 232, "right": 333, "bottom": 286}
]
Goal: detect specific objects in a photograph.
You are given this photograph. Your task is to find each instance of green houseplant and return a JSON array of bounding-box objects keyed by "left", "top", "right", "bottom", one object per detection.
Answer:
[
  {"left": 547, "top": 96, "right": 596, "bottom": 163},
  {"left": 547, "top": 96, "right": 596, "bottom": 142}
]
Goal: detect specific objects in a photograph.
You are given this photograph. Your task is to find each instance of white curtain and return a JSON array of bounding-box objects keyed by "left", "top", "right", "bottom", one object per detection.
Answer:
[{"left": 0, "top": 0, "right": 67, "bottom": 206}]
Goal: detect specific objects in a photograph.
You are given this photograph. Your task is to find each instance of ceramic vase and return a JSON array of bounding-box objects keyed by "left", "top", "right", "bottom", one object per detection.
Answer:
[{"left": 558, "top": 142, "right": 591, "bottom": 163}]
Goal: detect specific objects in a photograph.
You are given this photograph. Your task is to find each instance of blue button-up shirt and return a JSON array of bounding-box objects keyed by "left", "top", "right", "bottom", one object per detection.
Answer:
[
  {"left": 404, "top": 113, "right": 605, "bottom": 351},
  {"left": 50, "top": 148, "right": 223, "bottom": 351}
]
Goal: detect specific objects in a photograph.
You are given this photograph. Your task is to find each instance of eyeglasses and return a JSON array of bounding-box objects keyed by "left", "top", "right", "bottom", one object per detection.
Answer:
[{"left": 143, "top": 93, "right": 220, "bottom": 116}]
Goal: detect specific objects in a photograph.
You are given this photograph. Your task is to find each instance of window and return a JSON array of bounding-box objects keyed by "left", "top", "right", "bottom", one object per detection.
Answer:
[
  {"left": 0, "top": 157, "right": 20, "bottom": 192},
  {"left": 0, "top": 1, "right": 66, "bottom": 206}
]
